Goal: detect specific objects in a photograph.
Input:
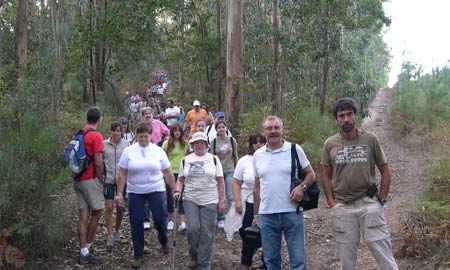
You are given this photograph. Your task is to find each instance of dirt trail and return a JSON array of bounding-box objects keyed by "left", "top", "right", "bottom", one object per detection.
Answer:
[{"left": 45, "top": 88, "right": 427, "bottom": 270}]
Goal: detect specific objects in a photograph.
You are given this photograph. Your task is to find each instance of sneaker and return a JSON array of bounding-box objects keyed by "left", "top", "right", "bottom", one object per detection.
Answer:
[
  {"left": 143, "top": 221, "right": 151, "bottom": 231},
  {"left": 167, "top": 220, "right": 174, "bottom": 230},
  {"left": 188, "top": 259, "right": 198, "bottom": 268},
  {"left": 79, "top": 252, "right": 107, "bottom": 264},
  {"left": 177, "top": 222, "right": 186, "bottom": 232},
  {"left": 106, "top": 234, "right": 115, "bottom": 252},
  {"left": 217, "top": 220, "right": 225, "bottom": 229},
  {"left": 162, "top": 245, "right": 169, "bottom": 255},
  {"left": 131, "top": 258, "right": 143, "bottom": 269}
]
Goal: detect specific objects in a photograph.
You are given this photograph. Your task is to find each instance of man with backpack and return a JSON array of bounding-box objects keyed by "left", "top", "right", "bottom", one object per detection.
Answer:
[
  {"left": 252, "top": 115, "right": 316, "bottom": 270},
  {"left": 73, "top": 106, "right": 106, "bottom": 264}
]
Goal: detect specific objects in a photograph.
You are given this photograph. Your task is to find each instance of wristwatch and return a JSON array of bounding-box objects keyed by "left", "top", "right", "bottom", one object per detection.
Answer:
[{"left": 301, "top": 184, "right": 307, "bottom": 192}]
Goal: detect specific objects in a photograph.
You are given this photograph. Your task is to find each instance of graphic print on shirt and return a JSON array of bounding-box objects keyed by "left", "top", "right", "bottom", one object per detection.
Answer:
[
  {"left": 335, "top": 145, "right": 368, "bottom": 165},
  {"left": 219, "top": 141, "right": 230, "bottom": 154}
]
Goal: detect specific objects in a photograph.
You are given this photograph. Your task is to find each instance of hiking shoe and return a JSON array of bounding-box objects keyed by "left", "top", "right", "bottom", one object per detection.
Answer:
[
  {"left": 106, "top": 234, "right": 115, "bottom": 252},
  {"left": 177, "top": 222, "right": 186, "bottom": 232},
  {"left": 167, "top": 220, "right": 174, "bottom": 230},
  {"left": 143, "top": 246, "right": 151, "bottom": 254},
  {"left": 188, "top": 259, "right": 198, "bottom": 268},
  {"left": 79, "top": 252, "right": 107, "bottom": 264},
  {"left": 217, "top": 220, "right": 225, "bottom": 229},
  {"left": 143, "top": 221, "right": 151, "bottom": 231},
  {"left": 162, "top": 245, "right": 169, "bottom": 255},
  {"left": 131, "top": 258, "right": 143, "bottom": 269}
]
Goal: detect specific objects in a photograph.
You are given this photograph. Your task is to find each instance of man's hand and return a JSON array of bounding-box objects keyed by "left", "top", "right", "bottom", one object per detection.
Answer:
[
  {"left": 115, "top": 194, "right": 123, "bottom": 205},
  {"left": 252, "top": 215, "right": 259, "bottom": 225},
  {"left": 289, "top": 185, "right": 305, "bottom": 202},
  {"left": 218, "top": 201, "right": 225, "bottom": 213},
  {"left": 327, "top": 198, "right": 337, "bottom": 209}
]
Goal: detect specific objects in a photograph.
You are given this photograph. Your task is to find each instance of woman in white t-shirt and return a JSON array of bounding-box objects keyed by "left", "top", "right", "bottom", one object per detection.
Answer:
[
  {"left": 115, "top": 122, "right": 176, "bottom": 269},
  {"left": 232, "top": 130, "right": 267, "bottom": 270},
  {"left": 173, "top": 132, "right": 225, "bottom": 270},
  {"left": 119, "top": 117, "right": 134, "bottom": 144}
]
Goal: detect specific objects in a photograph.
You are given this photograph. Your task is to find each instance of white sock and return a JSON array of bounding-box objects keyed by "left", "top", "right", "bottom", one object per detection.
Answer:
[{"left": 80, "top": 247, "right": 89, "bottom": 256}]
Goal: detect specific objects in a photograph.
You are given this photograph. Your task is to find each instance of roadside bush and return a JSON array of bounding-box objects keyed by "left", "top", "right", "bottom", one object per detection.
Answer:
[
  {"left": 0, "top": 112, "right": 71, "bottom": 266},
  {"left": 396, "top": 155, "right": 450, "bottom": 269}
]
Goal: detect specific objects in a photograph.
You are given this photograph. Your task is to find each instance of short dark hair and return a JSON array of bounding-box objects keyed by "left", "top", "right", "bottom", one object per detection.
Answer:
[
  {"left": 110, "top": 121, "right": 121, "bottom": 131},
  {"left": 136, "top": 121, "right": 152, "bottom": 134},
  {"left": 87, "top": 106, "right": 102, "bottom": 124},
  {"left": 248, "top": 130, "right": 266, "bottom": 155},
  {"left": 332, "top": 98, "right": 357, "bottom": 119}
]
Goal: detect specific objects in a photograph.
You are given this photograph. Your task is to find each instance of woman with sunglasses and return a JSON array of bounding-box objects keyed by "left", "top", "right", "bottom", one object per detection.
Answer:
[{"left": 232, "top": 130, "right": 267, "bottom": 270}]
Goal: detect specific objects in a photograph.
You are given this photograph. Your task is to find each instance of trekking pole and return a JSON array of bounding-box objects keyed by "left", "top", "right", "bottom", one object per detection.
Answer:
[{"left": 172, "top": 197, "right": 178, "bottom": 270}]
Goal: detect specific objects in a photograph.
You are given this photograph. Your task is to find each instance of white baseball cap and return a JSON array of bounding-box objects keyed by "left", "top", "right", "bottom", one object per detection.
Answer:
[{"left": 193, "top": 100, "right": 201, "bottom": 106}]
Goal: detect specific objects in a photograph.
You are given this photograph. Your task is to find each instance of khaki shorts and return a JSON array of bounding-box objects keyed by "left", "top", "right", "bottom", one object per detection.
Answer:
[{"left": 73, "top": 178, "right": 105, "bottom": 211}]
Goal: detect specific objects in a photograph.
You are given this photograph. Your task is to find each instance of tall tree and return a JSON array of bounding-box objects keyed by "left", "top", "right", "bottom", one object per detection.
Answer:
[
  {"left": 50, "top": 0, "right": 64, "bottom": 120},
  {"left": 14, "top": 0, "right": 27, "bottom": 81},
  {"left": 92, "top": 0, "right": 105, "bottom": 104},
  {"left": 225, "top": 0, "right": 243, "bottom": 123},
  {"left": 216, "top": 0, "right": 224, "bottom": 110},
  {"left": 271, "top": 0, "right": 281, "bottom": 115}
]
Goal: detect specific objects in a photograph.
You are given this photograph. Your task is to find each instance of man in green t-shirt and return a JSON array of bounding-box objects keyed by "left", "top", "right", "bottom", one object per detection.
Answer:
[{"left": 321, "top": 98, "right": 398, "bottom": 270}]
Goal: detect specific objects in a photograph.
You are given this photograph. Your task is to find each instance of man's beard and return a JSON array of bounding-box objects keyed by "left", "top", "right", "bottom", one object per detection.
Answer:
[{"left": 342, "top": 123, "right": 354, "bottom": 132}]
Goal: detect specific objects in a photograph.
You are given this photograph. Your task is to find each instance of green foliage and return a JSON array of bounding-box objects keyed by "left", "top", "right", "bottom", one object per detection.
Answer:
[
  {"left": 0, "top": 113, "right": 71, "bottom": 259},
  {"left": 391, "top": 62, "right": 450, "bottom": 151},
  {"left": 396, "top": 155, "right": 450, "bottom": 269}
]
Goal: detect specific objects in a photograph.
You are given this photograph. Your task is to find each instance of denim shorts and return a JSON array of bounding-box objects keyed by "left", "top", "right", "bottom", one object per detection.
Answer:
[{"left": 104, "top": 183, "right": 127, "bottom": 200}]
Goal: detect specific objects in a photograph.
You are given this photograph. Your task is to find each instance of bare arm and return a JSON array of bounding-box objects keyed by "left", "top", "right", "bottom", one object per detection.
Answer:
[
  {"left": 115, "top": 167, "right": 127, "bottom": 204},
  {"left": 173, "top": 176, "right": 185, "bottom": 200},
  {"left": 290, "top": 165, "right": 316, "bottom": 202},
  {"left": 94, "top": 152, "right": 103, "bottom": 181},
  {"left": 163, "top": 167, "right": 176, "bottom": 190},
  {"left": 232, "top": 178, "right": 243, "bottom": 214},
  {"left": 378, "top": 163, "right": 391, "bottom": 199},
  {"left": 322, "top": 165, "right": 336, "bottom": 208},
  {"left": 252, "top": 176, "right": 261, "bottom": 225},
  {"left": 216, "top": 176, "right": 225, "bottom": 213}
]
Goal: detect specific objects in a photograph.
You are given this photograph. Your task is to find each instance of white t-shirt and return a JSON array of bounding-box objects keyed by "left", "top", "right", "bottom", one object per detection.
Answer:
[
  {"left": 118, "top": 143, "right": 170, "bottom": 194},
  {"left": 179, "top": 153, "right": 224, "bottom": 205},
  {"left": 233, "top": 155, "right": 255, "bottom": 203},
  {"left": 206, "top": 125, "right": 232, "bottom": 143},
  {"left": 165, "top": 106, "right": 180, "bottom": 127},
  {"left": 253, "top": 141, "right": 310, "bottom": 214}
]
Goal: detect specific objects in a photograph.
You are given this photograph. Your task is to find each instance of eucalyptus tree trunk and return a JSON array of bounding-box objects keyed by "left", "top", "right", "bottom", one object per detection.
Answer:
[
  {"left": 271, "top": 0, "right": 281, "bottom": 115},
  {"left": 92, "top": 0, "right": 105, "bottom": 103},
  {"left": 178, "top": 0, "right": 185, "bottom": 95},
  {"left": 50, "top": 0, "right": 64, "bottom": 121},
  {"left": 14, "top": 0, "right": 27, "bottom": 81},
  {"left": 216, "top": 0, "right": 224, "bottom": 111},
  {"left": 225, "top": 0, "right": 243, "bottom": 123},
  {"left": 319, "top": 3, "right": 329, "bottom": 115}
]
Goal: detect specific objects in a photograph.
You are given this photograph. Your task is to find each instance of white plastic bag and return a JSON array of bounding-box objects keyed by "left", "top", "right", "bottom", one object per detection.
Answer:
[{"left": 224, "top": 189, "right": 252, "bottom": 241}]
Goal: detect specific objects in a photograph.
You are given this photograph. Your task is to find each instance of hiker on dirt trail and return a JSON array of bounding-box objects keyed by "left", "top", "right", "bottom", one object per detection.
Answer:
[
  {"left": 141, "top": 107, "right": 169, "bottom": 147},
  {"left": 73, "top": 106, "right": 107, "bottom": 265},
  {"left": 173, "top": 132, "right": 225, "bottom": 270},
  {"left": 232, "top": 130, "right": 267, "bottom": 270},
  {"left": 206, "top": 111, "right": 233, "bottom": 144},
  {"left": 183, "top": 100, "right": 208, "bottom": 137},
  {"left": 210, "top": 120, "right": 239, "bottom": 229},
  {"left": 119, "top": 117, "right": 134, "bottom": 144},
  {"left": 164, "top": 99, "right": 181, "bottom": 128},
  {"left": 162, "top": 123, "right": 189, "bottom": 232},
  {"left": 252, "top": 115, "right": 316, "bottom": 270},
  {"left": 103, "top": 121, "right": 130, "bottom": 252},
  {"left": 115, "top": 121, "right": 176, "bottom": 269},
  {"left": 148, "top": 97, "right": 163, "bottom": 121},
  {"left": 321, "top": 98, "right": 398, "bottom": 270},
  {"left": 187, "top": 119, "right": 208, "bottom": 154},
  {"left": 130, "top": 99, "right": 140, "bottom": 131}
]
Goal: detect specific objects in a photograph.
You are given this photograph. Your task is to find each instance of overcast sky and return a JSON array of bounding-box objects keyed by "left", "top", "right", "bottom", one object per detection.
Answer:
[{"left": 383, "top": 0, "right": 450, "bottom": 86}]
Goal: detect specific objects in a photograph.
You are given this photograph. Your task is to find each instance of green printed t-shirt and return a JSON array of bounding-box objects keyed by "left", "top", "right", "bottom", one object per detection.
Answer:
[{"left": 162, "top": 140, "right": 189, "bottom": 173}]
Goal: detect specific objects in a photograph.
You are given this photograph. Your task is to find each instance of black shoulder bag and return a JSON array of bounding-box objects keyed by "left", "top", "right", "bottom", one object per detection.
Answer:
[{"left": 290, "top": 143, "right": 320, "bottom": 212}]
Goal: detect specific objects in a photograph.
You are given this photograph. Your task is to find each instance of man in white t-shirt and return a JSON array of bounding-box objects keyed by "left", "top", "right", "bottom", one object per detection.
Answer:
[
  {"left": 164, "top": 99, "right": 180, "bottom": 127},
  {"left": 252, "top": 115, "right": 316, "bottom": 270},
  {"left": 206, "top": 111, "right": 232, "bottom": 143}
]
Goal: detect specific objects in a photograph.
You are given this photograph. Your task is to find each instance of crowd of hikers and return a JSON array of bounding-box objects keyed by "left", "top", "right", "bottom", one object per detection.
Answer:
[{"left": 70, "top": 72, "right": 399, "bottom": 270}]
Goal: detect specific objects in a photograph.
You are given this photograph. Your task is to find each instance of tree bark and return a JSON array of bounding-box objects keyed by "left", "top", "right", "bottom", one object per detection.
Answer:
[
  {"left": 225, "top": 0, "right": 243, "bottom": 124},
  {"left": 93, "top": 0, "right": 105, "bottom": 98},
  {"left": 14, "top": 0, "right": 28, "bottom": 81},
  {"left": 319, "top": 3, "right": 329, "bottom": 115},
  {"left": 216, "top": 0, "right": 223, "bottom": 111},
  {"left": 271, "top": 0, "right": 281, "bottom": 115},
  {"left": 50, "top": 0, "right": 64, "bottom": 121}
]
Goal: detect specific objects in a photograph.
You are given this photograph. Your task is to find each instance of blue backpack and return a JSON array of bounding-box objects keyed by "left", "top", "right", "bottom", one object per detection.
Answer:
[{"left": 62, "top": 128, "right": 95, "bottom": 178}]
